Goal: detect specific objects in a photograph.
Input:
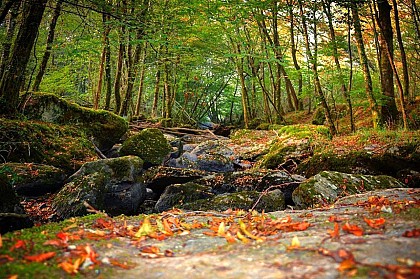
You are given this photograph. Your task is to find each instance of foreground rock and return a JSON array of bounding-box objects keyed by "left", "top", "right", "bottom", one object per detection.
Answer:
[
  {"left": 53, "top": 156, "right": 145, "bottom": 219},
  {"left": 4, "top": 188, "right": 418, "bottom": 278},
  {"left": 0, "top": 163, "right": 67, "bottom": 196},
  {"left": 22, "top": 92, "right": 128, "bottom": 151},
  {"left": 292, "top": 171, "right": 407, "bottom": 209}
]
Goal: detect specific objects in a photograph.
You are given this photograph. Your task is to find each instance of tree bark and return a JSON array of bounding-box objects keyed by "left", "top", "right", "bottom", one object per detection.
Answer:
[
  {"left": 0, "top": 1, "right": 19, "bottom": 81},
  {"left": 104, "top": 14, "right": 112, "bottom": 110},
  {"left": 0, "top": 0, "right": 47, "bottom": 115},
  {"left": 376, "top": 0, "right": 398, "bottom": 126},
  {"left": 351, "top": 3, "right": 381, "bottom": 129},
  {"left": 32, "top": 0, "right": 63, "bottom": 92}
]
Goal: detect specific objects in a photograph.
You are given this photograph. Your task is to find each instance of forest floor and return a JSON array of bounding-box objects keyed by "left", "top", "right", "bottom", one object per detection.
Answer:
[{"left": 1, "top": 188, "right": 419, "bottom": 278}]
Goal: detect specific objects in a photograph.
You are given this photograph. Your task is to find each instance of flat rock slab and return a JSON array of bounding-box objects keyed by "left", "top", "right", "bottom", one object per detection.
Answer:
[{"left": 103, "top": 188, "right": 419, "bottom": 278}]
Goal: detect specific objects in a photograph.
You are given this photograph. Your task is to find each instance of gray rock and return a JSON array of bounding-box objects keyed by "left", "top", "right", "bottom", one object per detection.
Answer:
[
  {"left": 53, "top": 156, "right": 146, "bottom": 218},
  {"left": 292, "top": 171, "right": 407, "bottom": 209}
]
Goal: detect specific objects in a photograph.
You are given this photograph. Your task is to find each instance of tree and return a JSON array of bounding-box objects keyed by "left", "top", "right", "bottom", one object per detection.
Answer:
[{"left": 0, "top": 0, "right": 48, "bottom": 115}]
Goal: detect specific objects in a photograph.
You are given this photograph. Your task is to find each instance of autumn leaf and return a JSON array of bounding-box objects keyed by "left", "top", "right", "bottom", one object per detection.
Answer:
[
  {"left": 342, "top": 223, "right": 363, "bottom": 236},
  {"left": 238, "top": 219, "right": 263, "bottom": 241},
  {"left": 24, "top": 251, "right": 56, "bottom": 262},
  {"left": 0, "top": 254, "right": 14, "bottom": 264},
  {"left": 402, "top": 228, "right": 420, "bottom": 238},
  {"left": 363, "top": 217, "right": 386, "bottom": 229},
  {"left": 328, "top": 222, "right": 340, "bottom": 238},
  {"left": 291, "top": 222, "right": 311, "bottom": 231},
  {"left": 9, "top": 240, "right": 26, "bottom": 252},
  {"left": 140, "top": 245, "right": 160, "bottom": 254},
  {"left": 135, "top": 218, "right": 155, "bottom": 238},
  {"left": 289, "top": 235, "right": 300, "bottom": 249},
  {"left": 236, "top": 231, "right": 250, "bottom": 243},
  {"left": 109, "top": 258, "right": 134, "bottom": 269},
  {"left": 217, "top": 221, "right": 226, "bottom": 236},
  {"left": 0, "top": 234, "right": 2, "bottom": 248},
  {"left": 224, "top": 232, "right": 236, "bottom": 243},
  {"left": 59, "top": 259, "right": 81, "bottom": 275},
  {"left": 338, "top": 258, "right": 356, "bottom": 271}
]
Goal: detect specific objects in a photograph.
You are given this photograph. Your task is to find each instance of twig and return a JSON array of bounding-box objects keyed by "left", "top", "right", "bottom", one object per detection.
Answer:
[
  {"left": 0, "top": 213, "right": 29, "bottom": 218},
  {"left": 90, "top": 137, "right": 107, "bottom": 159},
  {"left": 83, "top": 201, "right": 109, "bottom": 217}
]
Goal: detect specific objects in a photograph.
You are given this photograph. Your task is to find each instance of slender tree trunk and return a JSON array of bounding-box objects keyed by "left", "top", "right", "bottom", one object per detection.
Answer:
[
  {"left": 376, "top": 0, "right": 398, "bottom": 126},
  {"left": 351, "top": 3, "right": 381, "bottom": 129},
  {"left": 392, "top": 0, "right": 409, "bottom": 101},
  {"left": 104, "top": 14, "right": 112, "bottom": 110},
  {"left": 0, "top": 0, "right": 47, "bottom": 115},
  {"left": 0, "top": 0, "right": 18, "bottom": 24},
  {"left": 0, "top": 1, "right": 19, "bottom": 81},
  {"left": 135, "top": 44, "right": 147, "bottom": 116},
  {"left": 151, "top": 69, "right": 161, "bottom": 118},
  {"left": 298, "top": 0, "right": 336, "bottom": 135},
  {"left": 32, "top": 0, "right": 63, "bottom": 92},
  {"left": 322, "top": 0, "right": 355, "bottom": 132},
  {"left": 113, "top": 1, "right": 127, "bottom": 114}
]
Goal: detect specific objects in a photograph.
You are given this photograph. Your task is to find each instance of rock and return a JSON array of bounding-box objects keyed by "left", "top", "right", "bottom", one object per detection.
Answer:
[
  {"left": 142, "top": 166, "right": 209, "bottom": 196},
  {"left": 0, "top": 163, "right": 67, "bottom": 196},
  {"left": 53, "top": 156, "right": 146, "bottom": 219},
  {"left": 0, "top": 118, "right": 96, "bottom": 173},
  {"left": 120, "top": 128, "right": 172, "bottom": 167},
  {"left": 22, "top": 92, "right": 128, "bottom": 151},
  {"left": 257, "top": 125, "right": 331, "bottom": 170},
  {"left": 0, "top": 174, "right": 33, "bottom": 234},
  {"left": 155, "top": 182, "right": 214, "bottom": 212},
  {"left": 292, "top": 171, "right": 407, "bottom": 209},
  {"left": 183, "top": 190, "right": 286, "bottom": 212},
  {"left": 168, "top": 141, "right": 236, "bottom": 172}
]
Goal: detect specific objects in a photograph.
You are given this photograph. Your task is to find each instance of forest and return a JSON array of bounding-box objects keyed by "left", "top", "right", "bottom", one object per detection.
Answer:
[{"left": 0, "top": 0, "right": 419, "bottom": 132}]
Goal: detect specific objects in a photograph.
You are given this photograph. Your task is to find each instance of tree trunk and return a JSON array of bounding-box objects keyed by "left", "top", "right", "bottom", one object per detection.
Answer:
[
  {"left": 0, "top": 0, "right": 47, "bottom": 115},
  {"left": 104, "top": 14, "right": 112, "bottom": 111},
  {"left": 151, "top": 69, "right": 161, "bottom": 118},
  {"left": 32, "top": 0, "right": 63, "bottom": 92},
  {"left": 135, "top": 44, "right": 147, "bottom": 116},
  {"left": 376, "top": 0, "right": 398, "bottom": 126},
  {"left": 0, "top": 1, "right": 19, "bottom": 81},
  {"left": 322, "top": 0, "right": 355, "bottom": 132},
  {"left": 351, "top": 3, "right": 381, "bottom": 129},
  {"left": 298, "top": 0, "right": 336, "bottom": 135}
]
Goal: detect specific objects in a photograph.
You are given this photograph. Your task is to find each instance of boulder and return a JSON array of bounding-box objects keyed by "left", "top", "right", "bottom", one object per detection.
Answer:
[
  {"left": 183, "top": 190, "right": 286, "bottom": 212},
  {"left": 22, "top": 92, "right": 128, "bottom": 151},
  {"left": 120, "top": 128, "right": 172, "bottom": 167},
  {"left": 53, "top": 156, "right": 146, "bottom": 219},
  {"left": 155, "top": 182, "right": 214, "bottom": 212},
  {"left": 0, "top": 118, "right": 96, "bottom": 173},
  {"left": 292, "top": 171, "right": 407, "bottom": 209},
  {"left": 0, "top": 163, "right": 67, "bottom": 196},
  {"left": 0, "top": 174, "right": 33, "bottom": 233},
  {"left": 168, "top": 141, "right": 237, "bottom": 172}
]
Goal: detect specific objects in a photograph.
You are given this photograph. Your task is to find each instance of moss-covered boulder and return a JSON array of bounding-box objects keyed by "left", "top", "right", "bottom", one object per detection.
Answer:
[
  {"left": 120, "top": 128, "right": 171, "bottom": 167},
  {"left": 257, "top": 125, "right": 331, "bottom": 170},
  {"left": 0, "top": 173, "right": 33, "bottom": 233},
  {"left": 183, "top": 190, "right": 286, "bottom": 212},
  {"left": 22, "top": 92, "right": 128, "bottom": 151},
  {"left": 0, "top": 118, "right": 96, "bottom": 173},
  {"left": 292, "top": 171, "right": 406, "bottom": 209},
  {"left": 53, "top": 156, "right": 146, "bottom": 219},
  {"left": 0, "top": 163, "right": 67, "bottom": 196}
]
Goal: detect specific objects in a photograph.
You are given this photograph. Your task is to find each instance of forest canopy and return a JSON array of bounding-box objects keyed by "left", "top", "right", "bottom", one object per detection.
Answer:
[{"left": 0, "top": 0, "right": 419, "bottom": 133}]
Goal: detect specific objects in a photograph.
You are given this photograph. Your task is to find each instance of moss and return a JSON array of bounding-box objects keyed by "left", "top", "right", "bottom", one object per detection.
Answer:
[
  {"left": 311, "top": 107, "right": 326, "bottom": 125},
  {"left": 120, "top": 128, "right": 171, "bottom": 166},
  {"left": 22, "top": 92, "right": 128, "bottom": 151},
  {"left": 0, "top": 118, "right": 96, "bottom": 173}
]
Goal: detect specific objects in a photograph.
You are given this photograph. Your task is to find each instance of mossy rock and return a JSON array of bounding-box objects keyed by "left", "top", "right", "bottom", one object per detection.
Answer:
[
  {"left": 53, "top": 156, "right": 146, "bottom": 219},
  {"left": 154, "top": 182, "right": 214, "bottom": 212},
  {"left": 292, "top": 171, "right": 406, "bottom": 209},
  {"left": 0, "top": 163, "right": 67, "bottom": 196},
  {"left": 0, "top": 118, "right": 96, "bottom": 173},
  {"left": 183, "top": 190, "right": 286, "bottom": 212},
  {"left": 120, "top": 128, "right": 172, "bottom": 166},
  {"left": 311, "top": 107, "right": 326, "bottom": 125},
  {"left": 22, "top": 92, "right": 128, "bottom": 151}
]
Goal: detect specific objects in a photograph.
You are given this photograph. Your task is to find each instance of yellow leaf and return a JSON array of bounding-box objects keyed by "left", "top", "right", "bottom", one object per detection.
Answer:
[
  {"left": 217, "top": 222, "right": 226, "bottom": 236},
  {"left": 238, "top": 220, "right": 261, "bottom": 241},
  {"left": 135, "top": 218, "right": 155, "bottom": 238},
  {"left": 290, "top": 235, "right": 300, "bottom": 248},
  {"left": 236, "top": 231, "right": 250, "bottom": 243}
]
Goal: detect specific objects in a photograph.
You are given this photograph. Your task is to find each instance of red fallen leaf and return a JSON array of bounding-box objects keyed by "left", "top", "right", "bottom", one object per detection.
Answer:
[
  {"left": 24, "top": 251, "right": 56, "bottom": 262},
  {"left": 342, "top": 223, "right": 363, "bottom": 236},
  {"left": 0, "top": 234, "right": 2, "bottom": 248},
  {"left": 291, "top": 222, "right": 310, "bottom": 231},
  {"left": 363, "top": 217, "right": 386, "bottom": 229},
  {"left": 329, "top": 215, "right": 345, "bottom": 222},
  {"left": 164, "top": 249, "right": 175, "bottom": 257},
  {"left": 58, "top": 258, "right": 83, "bottom": 275},
  {"left": 9, "top": 240, "right": 26, "bottom": 252},
  {"left": 94, "top": 218, "right": 114, "bottom": 230},
  {"left": 338, "top": 258, "right": 356, "bottom": 271},
  {"left": 109, "top": 258, "right": 133, "bottom": 269},
  {"left": 43, "top": 239, "right": 67, "bottom": 247},
  {"left": 402, "top": 228, "right": 420, "bottom": 238},
  {"left": 328, "top": 222, "right": 340, "bottom": 238}
]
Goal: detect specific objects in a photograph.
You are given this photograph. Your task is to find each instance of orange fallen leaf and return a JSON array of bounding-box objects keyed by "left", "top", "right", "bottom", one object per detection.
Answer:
[
  {"left": 363, "top": 217, "right": 386, "bottom": 229},
  {"left": 328, "top": 222, "right": 340, "bottom": 238},
  {"left": 135, "top": 218, "right": 155, "bottom": 238},
  {"left": 58, "top": 259, "right": 81, "bottom": 275},
  {"left": 109, "top": 258, "right": 133, "bottom": 269},
  {"left": 291, "top": 222, "right": 310, "bottom": 231},
  {"left": 140, "top": 245, "right": 160, "bottom": 254},
  {"left": 9, "top": 240, "right": 26, "bottom": 252},
  {"left": 342, "top": 223, "right": 363, "bottom": 236},
  {"left": 0, "top": 254, "right": 14, "bottom": 264},
  {"left": 338, "top": 258, "right": 356, "bottom": 271},
  {"left": 7, "top": 275, "right": 18, "bottom": 279},
  {"left": 24, "top": 251, "right": 56, "bottom": 262},
  {"left": 224, "top": 232, "right": 236, "bottom": 243},
  {"left": 0, "top": 234, "right": 2, "bottom": 248}
]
